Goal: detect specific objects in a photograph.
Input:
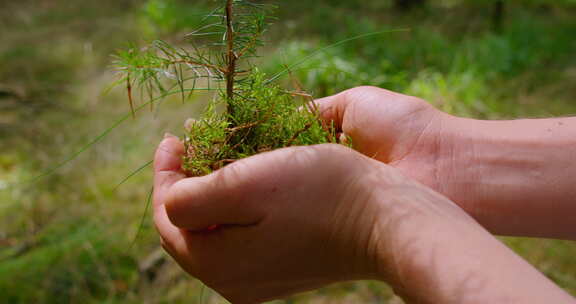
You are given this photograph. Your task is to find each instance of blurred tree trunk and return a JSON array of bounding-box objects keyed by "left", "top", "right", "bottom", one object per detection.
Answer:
[
  {"left": 394, "top": 0, "right": 425, "bottom": 11},
  {"left": 492, "top": 0, "right": 505, "bottom": 33}
]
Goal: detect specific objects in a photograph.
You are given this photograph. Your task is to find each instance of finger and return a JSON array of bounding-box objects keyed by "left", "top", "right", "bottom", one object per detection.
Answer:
[
  {"left": 153, "top": 134, "right": 188, "bottom": 247},
  {"left": 165, "top": 167, "right": 266, "bottom": 231},
  {"left": 163, "top": 148, "right": 306, "bottom": 231},
  {"left": 154, "top": 202, "right": 188, "bottom": 254},
  {"left": 313, "top": 92, "right": 348, "bottom": 130},
  {"left": 153, "top": 134, "right": 186, "bottom": 208},
  {"left": 314, "top": 86, "right": 407, "bottom": 129}
]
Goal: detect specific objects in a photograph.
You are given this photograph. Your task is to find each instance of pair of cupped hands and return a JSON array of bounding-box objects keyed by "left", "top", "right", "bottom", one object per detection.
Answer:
[{"left": 153, "top": 87, "right": 576, "bottom": 303}]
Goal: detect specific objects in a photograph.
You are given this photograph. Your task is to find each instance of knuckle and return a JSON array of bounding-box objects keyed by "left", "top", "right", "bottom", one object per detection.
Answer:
[
  {"left": 348, "top": 85, "right": 380, "bottom": 94},
  {"left": 213, "top": 162, "right": 250, "bottom": 198},
  {"left": 305, "top": 144, "right": 359, "bottom": 170},
  {"left": 316, "top": 143, "right": 352, "bottom": 155},
  {"left": 405, "top": 95, "right": 430, "bottom": 108},
  {"left": 164, "top": 181, "right": 187, "bottom": 208},
  {"left": 163, "top": 181, "right": 199, "bottom": 226}
]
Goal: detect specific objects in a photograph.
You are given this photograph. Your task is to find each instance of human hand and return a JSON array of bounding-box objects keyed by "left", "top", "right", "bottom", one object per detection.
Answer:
[
  {"left": 315, "top": 86, "right": 460, "bottom": 219},
  {"left": 152, "top": 135, "right": 475, "bottom": 303},
  {"left": 316, "top": 87, "right": 576, "bottom": 239}
]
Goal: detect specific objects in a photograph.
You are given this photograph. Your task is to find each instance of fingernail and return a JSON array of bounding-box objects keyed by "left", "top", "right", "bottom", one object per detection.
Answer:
[{"left": 164, "top": 132, "right": 177, "bottom": 139}]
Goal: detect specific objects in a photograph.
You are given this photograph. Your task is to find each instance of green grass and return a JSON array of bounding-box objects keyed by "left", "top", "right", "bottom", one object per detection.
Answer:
[
  {"left": 0, "top": 222, "right": 136, "bottom": 303},
  {"left": 1, "top": 0, "right": 575, "bottom": 303}
]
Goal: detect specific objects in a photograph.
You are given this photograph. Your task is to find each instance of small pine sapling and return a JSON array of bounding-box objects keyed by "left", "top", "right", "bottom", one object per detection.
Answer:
[{"left": 115, "top": 0, "right": 343, "bottom": 177}]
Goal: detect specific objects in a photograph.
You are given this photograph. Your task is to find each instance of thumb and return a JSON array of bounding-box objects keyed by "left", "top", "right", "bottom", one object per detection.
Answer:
[
  {"left": 314, "top": 86, "right": 413, "bottom": 131},
  {"left": 314, "top": 92, "right": 349, "bottom": 131},
  {"left": 153, "top": 133, "right": 186, "bottom": 208},
  {"left": 163, "top": 148, "right": 300, "bottom": 231}
]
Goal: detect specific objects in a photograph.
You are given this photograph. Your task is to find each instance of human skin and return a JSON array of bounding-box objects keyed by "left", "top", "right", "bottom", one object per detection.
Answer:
[
  {"left": 153, "top": 136, "right": 575, "bottom": 304},
  {"left": 315, "top": 86, "right": 576, "bottom": 240}
]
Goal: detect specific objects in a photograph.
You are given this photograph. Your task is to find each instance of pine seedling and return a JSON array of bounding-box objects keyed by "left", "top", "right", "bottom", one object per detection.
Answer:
[{"left": 114, "top": 0, "right": 340, "bottom": 176}]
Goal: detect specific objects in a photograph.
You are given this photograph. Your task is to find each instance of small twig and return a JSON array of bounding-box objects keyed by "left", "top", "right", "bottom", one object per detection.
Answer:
[
  {"left": 235, "top": 30, "right": 263, "bottom": 59},
  {"left": 224, "top": 120, "right": 261, "bottom": 151},
  {"left": 285, "top": 90, "right": 314, "bottom": 99},
  {"left": 305, "top": 97, "right": 335, "bottom": 143},
  {"left": 286, "top": 122, "right": 313, "bottom": 146},
  {"left": 225, "top": 0, "right": 237, "bottom": 103},
  {"left": 127, "top": 74, "right": 135, "bottom": 118},
  {"left": 226, "top": 121, "right": 260, "bottom": 132}
]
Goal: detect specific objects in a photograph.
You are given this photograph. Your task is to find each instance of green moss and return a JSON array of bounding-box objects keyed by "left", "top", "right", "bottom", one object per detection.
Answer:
[
  {"left": 116, "top": 1, "right": 341, "bottom": 177},
  {"left": 183, "top": 71, "right": 337, "bottom": 176}
]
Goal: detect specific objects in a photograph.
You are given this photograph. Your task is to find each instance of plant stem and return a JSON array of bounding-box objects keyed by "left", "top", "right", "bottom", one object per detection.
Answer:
[{"left": 225, "top": 0, "right": 236, "bottom": 112}]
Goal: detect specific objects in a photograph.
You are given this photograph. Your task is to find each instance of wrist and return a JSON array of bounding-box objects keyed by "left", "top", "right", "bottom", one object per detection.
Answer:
[
  {"left": 363, "top": 173, "right": 477, "bottom": 282},
  {"left": 440, "top": 116, "right": 576, "bottom": 238},
  {"left": 368, "top": 182, "right": 482, "bottom": 299},
  {"left": 370, "top": 187, "right": 575, "bottom": 303},
  {"left": 376, "top": 215, "right": 480, "bottom": 302}
]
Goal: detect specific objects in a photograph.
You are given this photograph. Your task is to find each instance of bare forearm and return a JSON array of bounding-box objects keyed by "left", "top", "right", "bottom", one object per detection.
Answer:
[
  {"left": 441, "top": 116, "right": 576, "bottom": 239},
  {"left": 375, "top": 196, "right": 575, "bottom": 303}
]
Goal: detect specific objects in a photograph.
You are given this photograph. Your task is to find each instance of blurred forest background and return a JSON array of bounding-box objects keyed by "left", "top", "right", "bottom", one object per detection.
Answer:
[{"left": 0, "top": 0, "right": 575, "bottom": 303}]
